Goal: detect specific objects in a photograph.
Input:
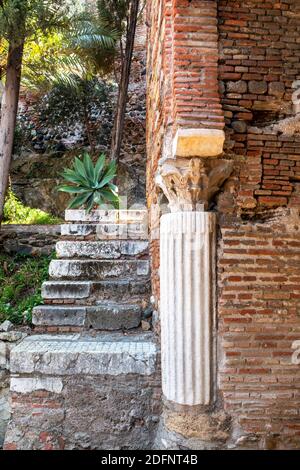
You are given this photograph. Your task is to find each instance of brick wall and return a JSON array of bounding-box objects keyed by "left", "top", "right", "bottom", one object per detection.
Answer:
[
  {"left": 146, "top": 0, "right": 166, "bottom": 302},
  {"left": 218, "top": 210, "right": 300, "bottom": 448},
  {"left": 170, "top": 0, "right": 224, "bottom": 132},
  {"left": 219, "top": 0, "right": 300, "bottom": 215},
  {"left": 146, "top": 0, "right": 300, "bottom": 448}
]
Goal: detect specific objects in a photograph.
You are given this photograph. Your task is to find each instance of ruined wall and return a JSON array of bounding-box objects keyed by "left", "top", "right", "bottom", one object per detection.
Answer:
[
  {"left": 146, "top": 0, "right": 167, "bottom": 303},
  {"left": 218, "top": 0, "right": 300, "bottom": 216},
  {"left": 0, "top": 225, "right": 60, "bottom": 256},
  {"left": 3, "top": 334, "right": 161, "bottom": 450},
  {"left": 146, "top": 0, "right": 300, "bottom": 448}
]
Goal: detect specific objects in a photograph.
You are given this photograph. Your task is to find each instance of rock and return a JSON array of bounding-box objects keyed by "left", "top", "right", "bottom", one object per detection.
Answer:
[
  {"left": 248, "top": 80, "right": 268, "bottom": 94},
  {"left": 269, "top": 81, "right": 285, "bottom": 98},
  {"left": 54, "top": 142, "right": 67, "bottom": 152},
  {"left": 232, "top": 120, "right": 247, "bottom": 133},
  {"left": 226, "top": 80, "right": 247, "bottom": 94},
  {"left": 0, "top": 331, "right": 23, "bottom": 343},
  {"left": 141, "top": 320, "right": 151, "bottom": 331},
  {"left": 143, "top": 306, "right": 153, "bottom": 319},
  {"left": 0, "top": 320, "right": 13, "bottom": 332}
]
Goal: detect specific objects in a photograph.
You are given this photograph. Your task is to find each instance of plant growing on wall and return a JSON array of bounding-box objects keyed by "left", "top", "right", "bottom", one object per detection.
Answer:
[{"left": 57, "top": 152, "right": 119, "bottom": 212}]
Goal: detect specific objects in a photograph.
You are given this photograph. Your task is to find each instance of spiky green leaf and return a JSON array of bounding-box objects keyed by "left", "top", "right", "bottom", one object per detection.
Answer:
[{"left": 67, "top": 192, "right": 92, "bottom": 209}]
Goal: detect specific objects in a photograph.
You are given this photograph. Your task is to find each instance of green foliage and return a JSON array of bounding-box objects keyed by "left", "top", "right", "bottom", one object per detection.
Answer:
[
  {"left": 97, "top": 0, "right": 130, "bottom": 34},
  {"left": 0, "top": 1, "right": 73, "bottom": 88},
  {"left": 3, "top": 190, "right": 61, "bottom": 225},
  {"left": 58, "top": 153, "right": 119, "bottom": 212},
  {"left": 21, "top": 31, "right": 66, "bottom": 92},
  {"left": 20, "top": 0, "right": 120, "bottom": 93},
  {"left": 0, "top": 252, "right": 53, "bottom": 324},
  {"left": 0, "top": 1, "right": 72, "bottom": 41}
]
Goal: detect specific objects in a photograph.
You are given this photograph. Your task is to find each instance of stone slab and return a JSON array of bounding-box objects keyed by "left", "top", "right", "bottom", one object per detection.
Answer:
[
  {"left": 41, "top": 281, "right": 91, "bottom": 300},
  {"left": 56, "top": 240, "right": 149, "bottom": 260},
  {"left": 65, "top": 210, "right": 147, "bottom": 224},
  {"left": 10, "top": 336, "right": 158, "bottom": 376},
  {"left": 86, "top": 303, "right": 141, "bottom": 330},
  {"left": 41, "top": 280, "right": 150, "bottom": 302},
  {"left": 49, "top": 259, "right": 150, "bottom": 280},
  {"left": 92, "top": 279, "right": 151, "bottom": 301},
  {"left": 10, "top": 377, "right": 63, "bottom": 394},
  {"left": 61, "top": 223, "right": 147, "bottom": 240},
  {"left": 32, "top": 306, "right": 86, "bottom": 327}
]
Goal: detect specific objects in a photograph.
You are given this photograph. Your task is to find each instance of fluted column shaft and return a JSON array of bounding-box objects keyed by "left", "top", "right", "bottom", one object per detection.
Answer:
[{"left": 160, "top": 211, "right": 216, "bottom": 406}]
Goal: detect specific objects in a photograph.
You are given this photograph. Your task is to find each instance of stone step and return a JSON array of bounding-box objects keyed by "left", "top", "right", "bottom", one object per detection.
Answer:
[
  {"left": 32, "top": 303, "right": 142, "bottom": 330},
  {"left": 56, "top": 240, "right": 149, "bottom": 260},
  {"left": 65, "top": 209, "right": 147, "bottom": 224},
  {"left": 48, "top": 259, "right": 150, "bottom": 281},
  {"left": 9, "top": 332, "right": 157, "bottom": 376},
  {"left": 61, "top": 223, "right": 147, "bottom": 240},
  {"left": 42, "top": 279, "right": 151, "bottom": 302}
]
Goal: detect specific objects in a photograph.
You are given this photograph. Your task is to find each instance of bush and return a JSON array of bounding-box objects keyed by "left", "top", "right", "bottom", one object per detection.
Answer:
[
  {"left": 0, "top": 252, "right": 53, "bottom": 325},
  {"left": 3, "top": 190, "right": 61, "bottom": 225}
]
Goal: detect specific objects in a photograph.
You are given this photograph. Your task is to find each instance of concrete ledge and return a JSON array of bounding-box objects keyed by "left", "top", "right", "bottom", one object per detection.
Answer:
[
  {"left": 10, "top": 336, "right": 158, "bottom": 376},
  {"left": 172, "top": 128, "right": 225, "bottom": 158}
]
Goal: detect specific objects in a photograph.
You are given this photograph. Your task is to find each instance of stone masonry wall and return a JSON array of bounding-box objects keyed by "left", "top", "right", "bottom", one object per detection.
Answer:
[
  {"left": 146, "top": 0, "right": 300, "bottom": 448},
  {"left": 4, "top": 334, "right": 161, "bottom": 450},
  {"left": 218, "top": 0, "right": 300, "bottom": 216},
  {"left": 5, "top": 372, "right": 161, "bottom": 450},
  {"left": 0, "top": 225, "right": 60, "bottom": 256}
]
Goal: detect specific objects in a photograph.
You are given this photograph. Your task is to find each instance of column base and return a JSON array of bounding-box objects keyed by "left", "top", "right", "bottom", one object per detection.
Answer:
[{"left": 154, "top": 403, "right": 231, "bottom": 450}]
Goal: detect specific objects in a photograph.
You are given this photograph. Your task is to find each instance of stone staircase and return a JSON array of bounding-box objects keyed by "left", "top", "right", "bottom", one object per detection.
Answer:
[
  {"left": 4, "top": 210, "right": 161, "bottom": 450},
  {"left": 32, "top": 209, "right": 151, "bottom": 332}
]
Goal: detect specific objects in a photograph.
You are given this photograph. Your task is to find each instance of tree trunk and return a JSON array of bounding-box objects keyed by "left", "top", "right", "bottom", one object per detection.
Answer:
[
  {"left": 0, "top": 38, "right": 24, "bottom": 223},
  {"left": 110, "top": 0, "right": 139, "bottom": 163}
]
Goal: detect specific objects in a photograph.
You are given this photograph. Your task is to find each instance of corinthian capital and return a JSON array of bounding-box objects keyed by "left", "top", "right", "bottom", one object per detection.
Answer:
[{"left": 155, "top": 158, "right": 233, "bottom": 212}]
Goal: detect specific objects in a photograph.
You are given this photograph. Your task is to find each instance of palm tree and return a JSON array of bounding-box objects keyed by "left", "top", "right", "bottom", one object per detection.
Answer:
[{"left": 0, "top": 0, "right": 72, "bottom": 223}]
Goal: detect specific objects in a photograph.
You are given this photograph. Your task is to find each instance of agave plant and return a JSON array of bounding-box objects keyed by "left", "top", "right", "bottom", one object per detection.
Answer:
[{"left": 57, "top": 153, "right": 119, "bottom": 212}]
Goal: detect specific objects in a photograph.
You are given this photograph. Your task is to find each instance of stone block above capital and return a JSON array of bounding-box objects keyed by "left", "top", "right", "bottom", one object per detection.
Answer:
[{"left": 172, "top": 128, "right": 225, "bottom": 158}]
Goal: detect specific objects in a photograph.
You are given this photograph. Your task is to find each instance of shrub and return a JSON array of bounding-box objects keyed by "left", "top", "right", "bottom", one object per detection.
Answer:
[
  {"left": 0, "top": 253, "right": 53, "bottom": 325},
  {"left": 3, "top": 190, "right": 61, "bottom": 225}
]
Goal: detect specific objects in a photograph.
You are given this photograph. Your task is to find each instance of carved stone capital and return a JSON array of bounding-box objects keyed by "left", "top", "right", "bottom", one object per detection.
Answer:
[{"left": 155, "top": 158, "right": 234, "bottom": 212}]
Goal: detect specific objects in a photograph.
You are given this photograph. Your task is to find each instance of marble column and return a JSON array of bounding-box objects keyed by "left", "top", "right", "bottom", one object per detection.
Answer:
[
  {"left": 160, "top": 211, "right": 216, "bottom": 405},
  {"left": 156, "top": 158, "right": 233, "bottom": 409}
]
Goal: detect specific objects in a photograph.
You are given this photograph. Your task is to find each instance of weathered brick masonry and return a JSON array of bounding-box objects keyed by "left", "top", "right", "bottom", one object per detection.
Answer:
[
  {"left": 218, "top": 210, "right": 300, "bottom": 448},
  {"left": 147, "top": 0, "right": 300, "bottom": 448}
]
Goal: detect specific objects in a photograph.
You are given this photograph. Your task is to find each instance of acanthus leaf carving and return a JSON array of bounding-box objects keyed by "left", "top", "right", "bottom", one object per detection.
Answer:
[{"left": 155, "top": 158, "right": 234, "bottom": 212}]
